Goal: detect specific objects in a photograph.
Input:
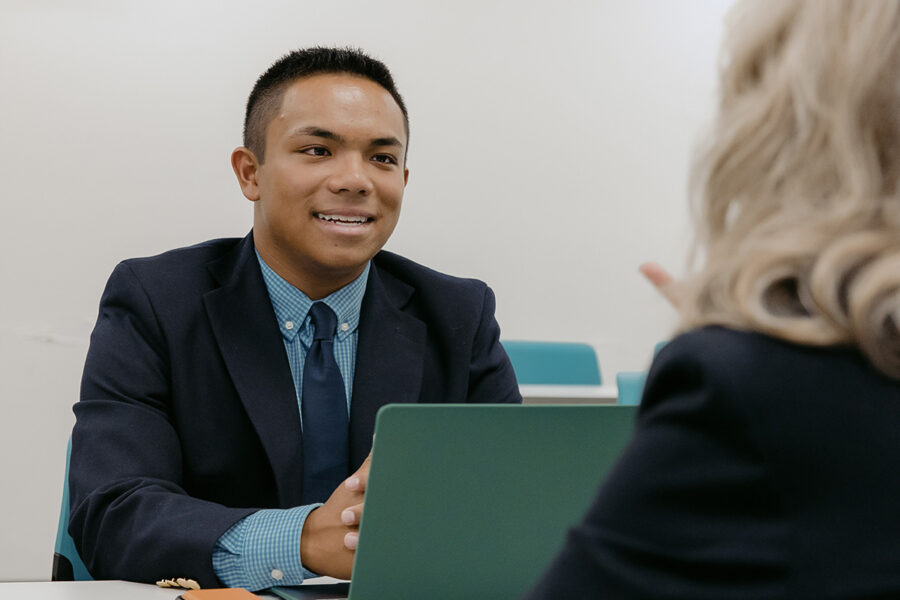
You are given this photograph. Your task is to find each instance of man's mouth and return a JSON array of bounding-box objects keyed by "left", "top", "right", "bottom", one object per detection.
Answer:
[{"left": 314, "top": 213, "right": 374, "bottom": 226}]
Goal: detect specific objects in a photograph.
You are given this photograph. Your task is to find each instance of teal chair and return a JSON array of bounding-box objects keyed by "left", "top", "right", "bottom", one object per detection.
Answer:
[
  {"left": 52, "top": 437, "right": 92, "bottom": 581},
  {"left": 615, "top": 372, "right": 647, "bottom": 406},
  {"left": 501, "top": 341, "right": 601, "bottom": 385},
  {"left": 615, "top": 341, "right": 668, "bottom": 406}
]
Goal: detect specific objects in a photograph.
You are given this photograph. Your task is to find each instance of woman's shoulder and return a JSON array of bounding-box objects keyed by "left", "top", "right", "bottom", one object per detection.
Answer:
[
  {"left": 651, "top": 325, "right": 898, "bottom": 411},
  {"left": 660, "top": 325, "right": 868, "bottom": 376}
]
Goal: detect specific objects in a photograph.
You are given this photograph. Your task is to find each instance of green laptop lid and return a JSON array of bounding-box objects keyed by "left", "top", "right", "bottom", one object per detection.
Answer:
[{"left": 349, "top": 404, "right": 638, "bottom": 600}]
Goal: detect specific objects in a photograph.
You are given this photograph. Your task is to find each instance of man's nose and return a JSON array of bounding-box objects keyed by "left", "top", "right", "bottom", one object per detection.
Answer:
[{"left": 326, "top": 154, "right": 374, "bottom": 196}]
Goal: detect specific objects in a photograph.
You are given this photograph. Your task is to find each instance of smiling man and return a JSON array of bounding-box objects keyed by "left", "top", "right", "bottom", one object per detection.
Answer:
[{"left": 68, "top": 48, "right": 521, "bottom": 591}]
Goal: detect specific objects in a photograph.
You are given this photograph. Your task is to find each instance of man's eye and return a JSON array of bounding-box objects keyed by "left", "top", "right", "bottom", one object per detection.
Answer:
[
  {"left": 302, "top": 147, "right": 330, "bottom": 156},
  {"left": 372, "top": 154, "right": 397, "bottom": 165}
]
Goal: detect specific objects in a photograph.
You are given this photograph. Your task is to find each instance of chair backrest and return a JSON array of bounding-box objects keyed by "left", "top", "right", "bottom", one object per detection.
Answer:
[
  {"left": 614, "top": 341, "right": 667, "bottom": 406},
  {"left": 52, "top": 436, "right": 93, "bottom": 581},
  {"left": 615, "top": 372, "right": 647, "bottom": 406},
  {"left": 501, "top": 340, "right": 602, "bottom": 385}
]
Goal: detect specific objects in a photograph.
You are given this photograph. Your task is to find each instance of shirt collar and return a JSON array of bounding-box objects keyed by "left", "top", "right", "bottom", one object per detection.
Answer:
[{"left": 255, "top": 250, "right": 370, "bottom": 342}]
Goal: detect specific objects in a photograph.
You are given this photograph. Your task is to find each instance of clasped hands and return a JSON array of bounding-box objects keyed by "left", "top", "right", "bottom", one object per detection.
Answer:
[{"left": 300, "top": 454, "right": 371, "bottom": 580}]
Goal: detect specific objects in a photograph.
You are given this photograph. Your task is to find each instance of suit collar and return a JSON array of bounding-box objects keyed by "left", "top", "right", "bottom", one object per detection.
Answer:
[
  {"left": 349, "top": 258, "right": 426, "bottom": 468},
  {"left": 203, "top": 232, "right": 305, "bottom": 506}
]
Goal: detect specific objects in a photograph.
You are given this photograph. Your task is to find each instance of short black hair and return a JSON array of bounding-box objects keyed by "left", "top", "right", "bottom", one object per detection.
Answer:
[{"left": 243, "top": 46, "right": 409, "bottom": 163}]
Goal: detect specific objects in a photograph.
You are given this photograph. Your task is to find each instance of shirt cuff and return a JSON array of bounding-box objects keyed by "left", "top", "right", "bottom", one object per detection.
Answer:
[{"left": 212, "top": 504, "right": 322, "bottom": 591}]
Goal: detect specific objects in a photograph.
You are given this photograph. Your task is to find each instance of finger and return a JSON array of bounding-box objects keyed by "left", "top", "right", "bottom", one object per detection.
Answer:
[
  {"left": 639, "top": 262, "right": 674, "bottom": 289},
  {"left": 340, "top": 502, "right": 364, "bottom": 526},
  {"left": 344, "top": 452, "right": 373, "bottom": 492},
  {"left": 344, "top": 531, "right": 359, "bottom": 550},
  {"left": 356, "top": 453, "right": 371, "bottom": 486},
  {"left": 639, "top": 262, "right": 679, "bottom": 308}
]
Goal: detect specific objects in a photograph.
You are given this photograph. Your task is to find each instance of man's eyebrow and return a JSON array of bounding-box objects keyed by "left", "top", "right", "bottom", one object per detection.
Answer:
[
  {"left": 371, "top": 137, "right": 404, "bottom": 148},
  {"left": 286, "top": 127, "right": 403, "bottom": 149},
  {"left": 286, "top": 126, "right": 345, "bottom": 142}
]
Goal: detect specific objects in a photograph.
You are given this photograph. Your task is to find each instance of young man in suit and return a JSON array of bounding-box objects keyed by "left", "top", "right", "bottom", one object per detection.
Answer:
[{"left": 69, "top": 47, "right": 521, "bottom": 591}]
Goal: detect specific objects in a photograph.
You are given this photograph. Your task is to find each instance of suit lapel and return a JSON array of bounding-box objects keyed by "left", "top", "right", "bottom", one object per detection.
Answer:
[
  {"left": 349, "top": 262, "right": 426, "bottom": 468},
  {"left": 203, "top": 234, "right": 304, "bottom": 507}
]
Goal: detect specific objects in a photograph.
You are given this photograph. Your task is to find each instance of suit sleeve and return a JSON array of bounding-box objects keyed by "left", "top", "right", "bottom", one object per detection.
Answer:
[
  {"left": 466, "top": 285, "right": 522, "bottom": 404},
  {"left": 70, "top": 262, "right": 255, "bottom": 588},
  {"left": 524, "top": 337, "right": 787, "bottom": 599}
]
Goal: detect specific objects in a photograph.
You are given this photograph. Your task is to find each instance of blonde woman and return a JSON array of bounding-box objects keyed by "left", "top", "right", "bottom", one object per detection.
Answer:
[{"left": 526, "top": 1, "right": 900, "bottom": 598}]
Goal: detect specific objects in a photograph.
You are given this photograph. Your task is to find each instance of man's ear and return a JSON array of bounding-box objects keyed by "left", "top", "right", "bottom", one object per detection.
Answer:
[
  {"left": 231, "top": 146, "right": 262, "bottom": 202},
  {"left": 403, "top": 167, "right": 409, "bottom": 186}
]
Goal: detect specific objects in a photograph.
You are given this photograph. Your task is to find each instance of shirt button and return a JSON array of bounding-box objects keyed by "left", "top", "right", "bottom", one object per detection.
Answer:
[
  {"left": 284, "top": 321, "right": 294, "bottom": 330},
  {"left": 271, "top": 568, "right": 284, "bottom": 580},
  {"left": 341, "top": 322, "right": 349, "bottom": 332}
]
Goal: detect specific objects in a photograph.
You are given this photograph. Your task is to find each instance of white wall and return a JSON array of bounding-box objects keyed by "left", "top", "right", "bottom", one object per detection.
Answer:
[{"left": 0, "top": 0, "right": 733, "bottom": 581}]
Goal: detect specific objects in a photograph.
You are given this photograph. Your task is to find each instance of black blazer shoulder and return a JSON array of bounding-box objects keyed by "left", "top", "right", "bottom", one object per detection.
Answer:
[
  {"left": 372, "top": 249, "right": 491, "bottom": 300},
  {"left": 117, "top": 236, "right": 241, "bottom": 287},
  {"left": 526, "top": 326, "right": 900, "bottom": 600},
  {"left": 369, "top": 249, "right": 505, "bottom": 348}
]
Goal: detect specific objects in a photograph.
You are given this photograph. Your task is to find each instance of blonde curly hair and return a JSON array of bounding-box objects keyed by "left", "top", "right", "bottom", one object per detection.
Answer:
[{"left": 678, "top": 0, "right": 900, "bottom": 378}]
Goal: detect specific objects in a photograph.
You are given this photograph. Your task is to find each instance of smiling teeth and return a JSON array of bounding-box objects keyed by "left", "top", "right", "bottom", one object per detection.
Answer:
[{"left": 316, "top": 214, "right": 369, "bottom": 224}]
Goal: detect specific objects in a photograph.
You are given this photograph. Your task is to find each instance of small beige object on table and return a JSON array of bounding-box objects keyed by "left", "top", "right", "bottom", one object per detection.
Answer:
[{"left": 155, "top": 577, "right": 201, "bottom": 590}]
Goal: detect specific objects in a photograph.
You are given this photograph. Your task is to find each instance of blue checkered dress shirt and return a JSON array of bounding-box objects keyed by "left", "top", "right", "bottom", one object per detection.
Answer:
[{"left": 211, "top": 252, "right": 369, "bottom": 591}]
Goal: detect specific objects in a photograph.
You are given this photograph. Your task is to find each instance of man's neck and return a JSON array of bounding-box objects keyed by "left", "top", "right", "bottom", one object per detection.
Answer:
[{"left": 254, "top": 245, "right": 366, "bottom": 300}]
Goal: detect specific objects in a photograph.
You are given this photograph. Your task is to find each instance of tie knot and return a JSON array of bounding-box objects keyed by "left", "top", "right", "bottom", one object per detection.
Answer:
[{"left": 309, "top": 302, "right": 337, "bottom": 341}]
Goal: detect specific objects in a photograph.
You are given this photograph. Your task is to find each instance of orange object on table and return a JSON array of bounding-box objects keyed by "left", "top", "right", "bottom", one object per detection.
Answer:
[{"left": 179, "top": 589, "right": 261, "bottom": 599}]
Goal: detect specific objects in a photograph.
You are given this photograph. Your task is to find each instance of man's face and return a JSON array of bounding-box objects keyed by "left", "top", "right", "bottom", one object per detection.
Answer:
[{"left": 242, "top": 73, "right": 409, "bottom": 296}]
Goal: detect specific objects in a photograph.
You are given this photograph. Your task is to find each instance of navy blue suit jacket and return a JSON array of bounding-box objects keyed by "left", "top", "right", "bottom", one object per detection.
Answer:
[
  {"left": 69, "top": 233, "right": 521, "bottom": 587},
  {"left": 526, "top": 326, "right": 900, "bottom": 599}
]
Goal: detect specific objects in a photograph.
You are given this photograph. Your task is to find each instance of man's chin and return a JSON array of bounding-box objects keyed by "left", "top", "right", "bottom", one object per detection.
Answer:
[{"left": 311, "top": 254, "right": 376, "bottom": 282}]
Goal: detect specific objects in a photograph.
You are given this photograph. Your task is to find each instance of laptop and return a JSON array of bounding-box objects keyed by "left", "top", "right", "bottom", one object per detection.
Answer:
[{"left": 271, "top": 403, "right": 637, "bottom": 600}]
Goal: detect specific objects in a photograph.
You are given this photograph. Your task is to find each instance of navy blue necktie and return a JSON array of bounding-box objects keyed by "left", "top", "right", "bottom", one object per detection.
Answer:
[{"left": 300, "top": 302, "right": 350, "bottom": 504}]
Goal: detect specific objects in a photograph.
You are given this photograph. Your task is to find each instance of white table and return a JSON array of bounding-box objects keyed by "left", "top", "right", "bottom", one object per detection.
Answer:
[
  {"left": 0, "top": 581, "right": 181, "bottom": 599},
  {"left": 0, "top": 578, "right": 345, "bottom": 599},
  {"left": 519, "top": 384, "right": 617, "bottom": 404}
]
